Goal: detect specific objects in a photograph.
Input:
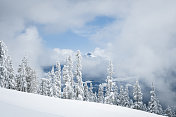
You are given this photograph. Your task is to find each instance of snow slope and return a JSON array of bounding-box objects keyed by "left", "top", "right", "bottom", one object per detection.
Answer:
[{"left": 0, "top": 88, "right": 163, "bottom": 117}]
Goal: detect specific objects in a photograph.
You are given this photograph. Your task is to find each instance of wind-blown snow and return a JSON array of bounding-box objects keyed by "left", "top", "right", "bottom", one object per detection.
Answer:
[{"left": 0, "top": 88, "right": 163, "bottom": 117}]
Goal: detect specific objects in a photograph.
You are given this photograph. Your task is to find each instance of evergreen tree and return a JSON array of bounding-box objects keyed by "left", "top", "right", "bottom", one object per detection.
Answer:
[
  {"left": 55, "top": 62, "right": 62, "bottom": 98},
  {"left": 45, "top": 66, "right": 56, "bottom": 97},
  {"left": 119, "top": 85, "right": 125, "bottom": 106},
  {"left": 0, "top": 41, "right": 7, "bottom": 88},
  {"left": 66, "top": 57, "right": 75, "bottom": 99},
  {"left": 157, "top": 98, "right": 163, "bottom": 115},
  {"left": 63, "top": 65, "right": 73, "bottom": 99},
  {"left": 26, "top": 67, "right": 38, "bottom": 93},
  {"left": 133, "top": 80, "right": 143, "bottom": 110},
  {"left": 93, "top": 92, "right": 98, "bottom": 102},
  {"left": 29, "top": 70, "right": 38, "bottom": 93},
  {"left": 105, "top": 60, "right": 114, "bottom": 104},
  {"left": 123, "top": 85, "right": 130, "bottom": 107},
  {"left": 63, "top": 65, "right": 69, "bottom": 84},
  {"left": 89, "top": 82, "right": 94, "bottom": 102},
  {"left": 164, "top": 106, "right": 174, "bottom": 117},
  {"left": 83, "top": 82, "right": 89, "bottom": 101},
  {"left": 46, "top": 78, "right": 52, "bottom": 97},
  {"left": 63, "top": 81, "right": 73, "bottom": 99},
  {"left": 113, "top": 85, "right": 120, "bottom": 105},
  {"left": 75, "top": 50, "right": 84, "bottom": 100},
  {"left": 66, "top": 56, "right": 74, "bottom": 87},
  {"left": 143, "top": 104, "right": 148, "bottom": 112},
  {"left": 6, "top": 56, "right": 16, "bottom": 89},
  {"left": 148, "top": 83, "right": 163, "bottom": 114},
  {"left": 97, "top": 84, "right": 104, "bottom": 103},
  {"left": 0, "top": 41, "right": 16, "bottom": 89},
  {"left": 105, "top": 61, "right": 113, "bottom": 96},
  {"left": 38, "top": 78, "right": 48, "bottom": 96},
  {"left": 106, "top": 91, "right": 115, "bottom": 105},
  {"left": 16, "top": 57, "right": 27, "bottom": 92},
  {"left": 16, "top": 57, "right": 38, "bottom": 93},
  {"left": 49, "top": 66, "right": 56, "bottom": 97}
]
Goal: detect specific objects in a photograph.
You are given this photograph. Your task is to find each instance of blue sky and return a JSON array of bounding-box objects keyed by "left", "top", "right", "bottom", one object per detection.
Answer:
[
  {"left": 38, "top": 16, "right": 115, "bottom": 53},
  {"left": 40, "top": 30, "right": 95, "bottom": 53}
]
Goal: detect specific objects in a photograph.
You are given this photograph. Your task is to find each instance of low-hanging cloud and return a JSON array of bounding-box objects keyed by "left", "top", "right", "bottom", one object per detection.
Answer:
[{"left": 90, "top": 0, "right": 176, "bottom": 105}]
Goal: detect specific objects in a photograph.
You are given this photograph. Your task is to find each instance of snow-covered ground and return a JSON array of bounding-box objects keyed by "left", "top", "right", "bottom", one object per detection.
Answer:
[{"left": 0, "top": 88, "right": 163, "bottom": 117}]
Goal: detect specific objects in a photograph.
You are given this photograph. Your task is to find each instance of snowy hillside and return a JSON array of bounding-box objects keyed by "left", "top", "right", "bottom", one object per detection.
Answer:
[{"left": 0, "top": 88, "right": 163, "bottom": 117}]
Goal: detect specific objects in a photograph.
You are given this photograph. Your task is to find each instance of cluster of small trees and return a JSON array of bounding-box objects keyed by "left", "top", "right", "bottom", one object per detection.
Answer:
[
  {"left": 99, "top": 61, "right": 174, "bottom": 117},
  {"left": 17, "top": 57, "right": 38, "bottom": 93},
  {"left": 0, "top": 41, "right": 37, "bottom": 93},
  {"left": 0, "top": 40, "right": 175, "bottom": 117}
]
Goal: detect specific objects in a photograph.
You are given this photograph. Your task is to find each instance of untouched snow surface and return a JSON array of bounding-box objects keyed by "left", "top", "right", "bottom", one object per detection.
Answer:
[{"left": 0, "top": 88, "right": 163, "bottom": 117}]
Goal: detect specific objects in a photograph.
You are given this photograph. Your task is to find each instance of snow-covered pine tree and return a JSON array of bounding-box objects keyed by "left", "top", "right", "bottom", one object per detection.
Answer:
[
  {"left": 49, "top": 66, "right": 57, "bottom": 97},
  {"left": 133, "top": 80, "right": 143, "bottom": 110},
  {"left": 16, "top": 57, "right": 27, "bottom": 92},
  {"left": 157, "top": 98, "right": 163, "bottom": 115},
  {"left": 63, "top": 65, "right": 69, "bottom": 84},
  {"left": 0, "top": 41, "right": 8, "bottom": 88},
  {"left": 25, "top": 62, "right": 33, "bottom": 93},
  {"left": 123, "top": 85, "right": 130, "bottom": 107},
  {"left": 47, "top": 66, "right": 57, "bottom": 97},
  {"left": 106, "top": 91, "right": 115, "bottom": 105},
  {"left": 83, "top": 82, "right": 89, "bottom": 101},
  {"left": 46, "top": 78, "right": 52, "bottom": 97},
  {"left": 6, "top": 56, "right": 16, "bottom": 89},
  {"left": 55, "top": 62, "right": 62, "bottom": 98},
  {"left": 38, "top": 78, "right": 48, "bottom": 96},
  {"left": 29, "top": 70, "right": 38, "bottom": 93},
  {"left": 148, "top": 83, "right": 163, "bottom": 115},
  {"left": 113, "top": 85, "right": 120, "bottom": 105},
  {"left": 0, "top": 41, "right": 16, "bottom": 89},
  {"left": 89, "top": 82, "right": 94, "bottom": 102},
  {"left": 105, "top": 60, "right": 113, "bottom": 96},
  {"left": 105, "top": 60, "right": 114, "bottom": 104},
  {"left": 164, "top": 106, "right": 174, "bottom": 117},
  {"left": 157, "top": 99, "right": 163, "bottom": 115},
  {"left": 75, "top": 50, "right": 84, "bottom": 100},
  {"left": 93, "top": 92, "right": 98, "bottom": 102},
  {"left": 97, "top": 84, "right": 104, "bottom": 103},
  {"left": 16, "top": 57, "right": 37, "bottom": 93},
  {"left": 63, "top": 65, "right": 69, "bottom": 99},
  {"left": 66, "top": 56, "right": 75, "bottom": 99},
  {"left": 67, "top": 56, "right": 74, "bottom": 88},
  {"left": 143, "top": 104, "right": 148, "bottom": 112},
  {"left": 63, "top": 65, "right": 73, "bottom": 99},
  {"left": 17, "top": 57, "right": 38, "bottom": 93},
  {"left": 119, "top": 85, "right": 125, "bottom": 106}
]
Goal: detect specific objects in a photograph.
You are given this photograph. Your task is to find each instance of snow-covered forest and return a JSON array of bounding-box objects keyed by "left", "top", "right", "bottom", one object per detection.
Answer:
[{"left": 0, "top": 40, "right": 175, "bottom": 117}]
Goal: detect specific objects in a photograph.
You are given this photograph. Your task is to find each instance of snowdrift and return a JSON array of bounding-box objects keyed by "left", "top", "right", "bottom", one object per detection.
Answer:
[{"left": 0, "top": 88, "right": 163, "bottom": 117}]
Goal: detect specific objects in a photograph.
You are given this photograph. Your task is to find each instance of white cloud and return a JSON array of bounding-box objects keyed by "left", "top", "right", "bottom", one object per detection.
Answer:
[
  {"left": 90, "top": 0, "right": 176, "bottom": 105},
  {"left": 92, "top": 48, "right": 107, "bottom": 58},
  {"left": 82, "top": 48, "right": 109, "bottom": 81},
  {"left": 52, "top": 48, "right": 75, "bottom": 64},
  {"left": 7, "top": 27, "right": 44, "bottom": 77}
]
